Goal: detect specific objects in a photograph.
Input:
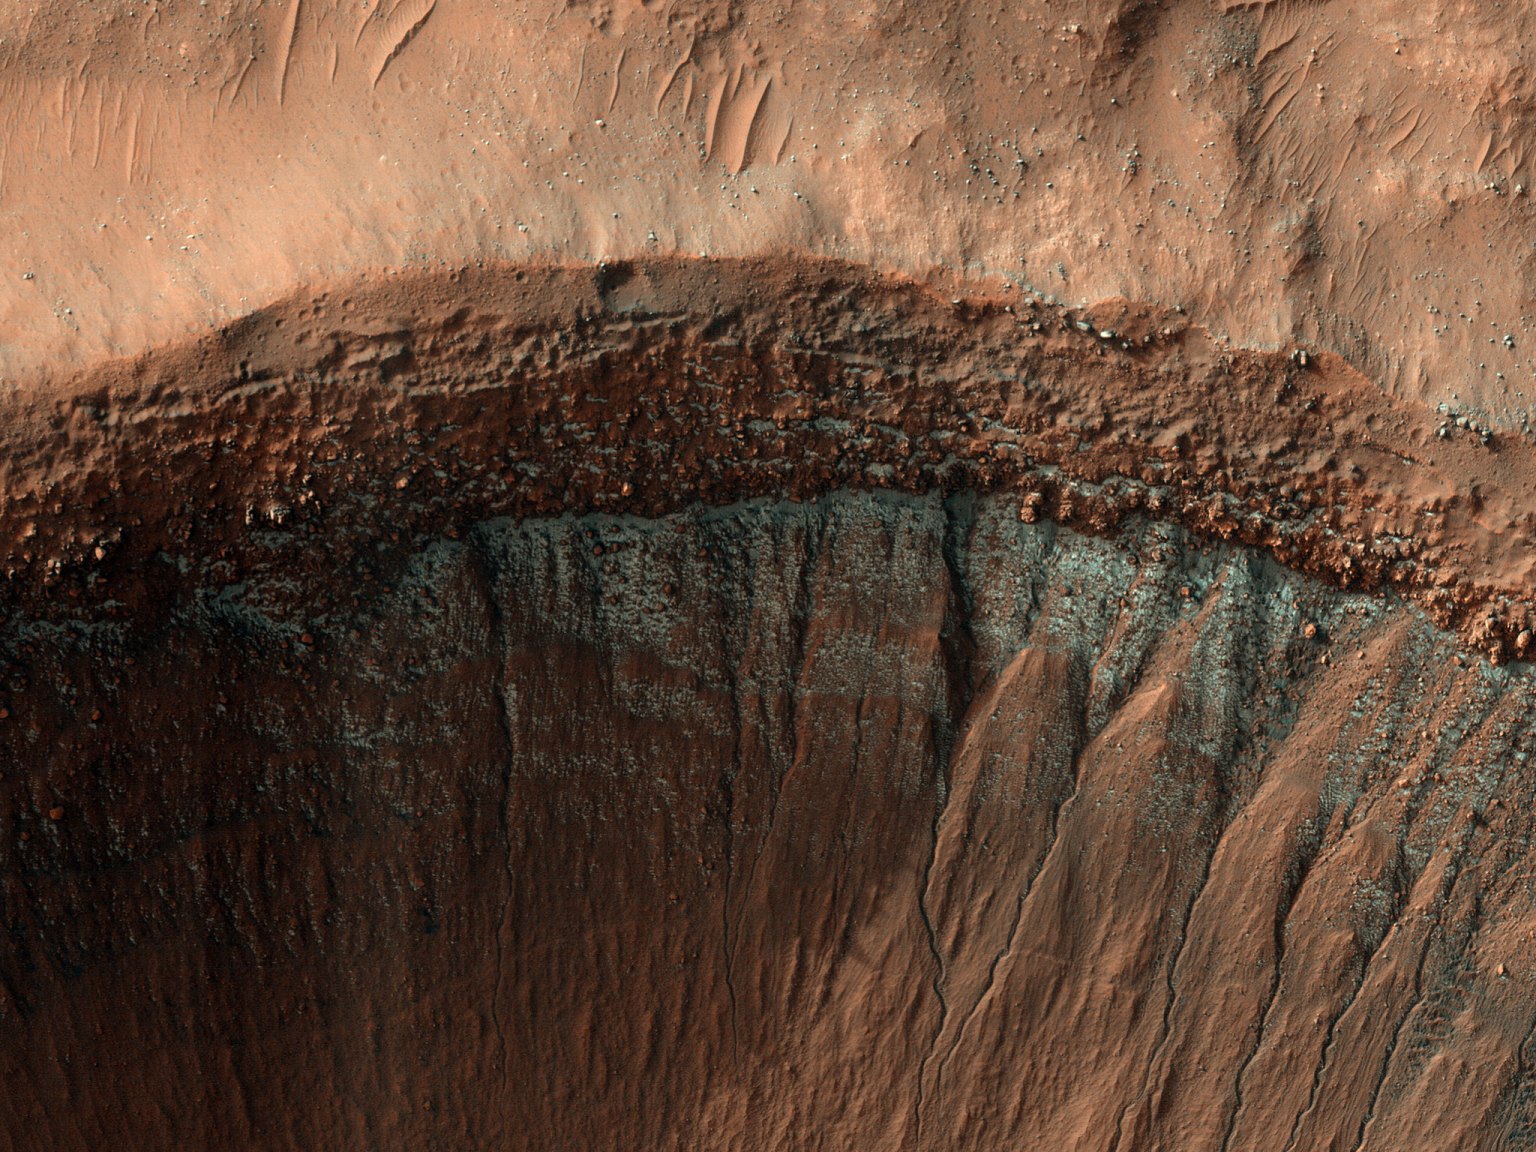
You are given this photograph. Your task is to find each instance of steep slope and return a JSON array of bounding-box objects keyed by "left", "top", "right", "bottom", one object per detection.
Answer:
[{"left": 3, "top": 491, "right": 1534, "bottom": 1150}]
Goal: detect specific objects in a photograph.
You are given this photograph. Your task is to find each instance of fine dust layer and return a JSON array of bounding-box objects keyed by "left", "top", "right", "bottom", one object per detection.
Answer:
[
  {"left": 3, "top": 490, "right": 1536, "bottom": 1150},
  {"left": 8, "top": 0, "right": 1536, "bottom": 439}
]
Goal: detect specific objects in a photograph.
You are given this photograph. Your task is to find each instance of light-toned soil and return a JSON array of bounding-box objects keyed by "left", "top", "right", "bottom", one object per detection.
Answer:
[{"left": 4, "top": 0, "right": 1536, "bottom": 425}]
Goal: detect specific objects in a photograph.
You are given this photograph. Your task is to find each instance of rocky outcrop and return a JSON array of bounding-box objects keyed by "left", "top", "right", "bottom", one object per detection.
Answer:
[{"left": 6, "top": 261, "right": 1535, "bottom": 659}]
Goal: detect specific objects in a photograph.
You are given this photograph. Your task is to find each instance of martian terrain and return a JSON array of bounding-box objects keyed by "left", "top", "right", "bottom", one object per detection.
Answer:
[{"left": 4, "top": 1, "right": 1536, "bottom": 1148}]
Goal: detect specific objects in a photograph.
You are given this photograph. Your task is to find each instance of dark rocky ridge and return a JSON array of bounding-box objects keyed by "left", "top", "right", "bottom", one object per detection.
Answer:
[
  {"left": 4, "top": 489, "right": 1536, "bottom": 1150},
  {"left": 7, "top": 260, "right": 1536, "bottom": 658}
]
